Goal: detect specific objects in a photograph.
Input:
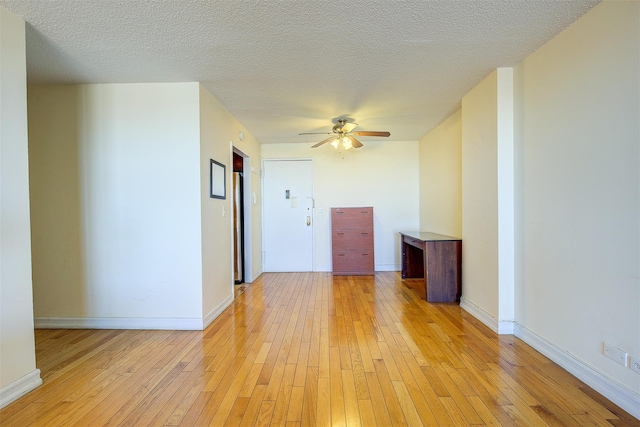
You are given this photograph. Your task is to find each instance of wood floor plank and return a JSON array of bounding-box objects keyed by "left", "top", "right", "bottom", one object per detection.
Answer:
[
  {"left": 400, "top": 351, "right": 456, "bottom": 426},
  {"left": 145, "top": 368, "right": 210, "bottom": 427},
  {"left": 255, "top": 400, "right": 276, "bottom": 427},
  {"left": 392, "top": 380, "right": 425, "bottom": 427},
  {"left": 430, "top": 362, "right": 484, "bottom": 424},
  {"left": 341, "top": 369, "right": 361, "bottom": 426},
  {"left": 364, "top": 371, "right": 393, "bottom": 426},
  {"left": 285, "top": 386, "right": 304, "bottom": 423},
  {"left": 389, "top": 351, "right": 439, "bottom": 426},
  {"left": 239, "top": 384, "right": 267, "bottom": 426},
  {"left": 316, "top": 377, "right": 332, "bottom": 427},
  {"left": 193, "top": 358, "right": 245, "bottom": 425},
  {"left": 224, "top": 396, "right": 250, "bottom": 427},
  {"left": 1, "top": 272, "right": 635, "bottom": 427},
  {"left": 162, "top": 369, "right": 214, "bottom": 426},
  {"left": 468, "top": 395, "right": 508, "bottom": 427},
  {"left": 372, "top": 359, "right": 409, "bottom": 426},
  {"left": 358, "top": 399, "right": 377, "bottom": 427},
  {"left": 269, "top": 363, "right": 296, "bottom": 426},
  {"left": 318, "top": 328, "right": 331, "bottom": 379},
  {"left": 329, "top": 346, "right": 347, "bottom": 427},
  {"left": 301, "top": 366, "right": 318, "bottom": 426}
]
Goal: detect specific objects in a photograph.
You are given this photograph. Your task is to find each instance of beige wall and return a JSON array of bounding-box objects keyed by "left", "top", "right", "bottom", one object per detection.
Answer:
[
  {"left": 439, "top": 0, "right": 639, "bottom": 415},
  {"left": 199, "top": 84, "right": 262, "bottom": 324},
  {"left": 418, "top": 109, "right": 462, "bottom": 237},
  {"left": 514, "top": 0, "right": 639, "bottom": 397},
  {"left": 461, "top": 70, "right": 500, "bottom": 320},
  {"left": 459, "top": 67, "right": 517, "bottom": 332},
  {"left": 262, "top": 141, "right": 420, "bottom": 271},
  {"left": 3, "top": 0, "right": 636, "bottom": 414},
  {"left": 27, "top": 82, "right": 262, "bottom": 330},
  {"left": 0, "top": 6, "right": 41, "bottom": 406},
  {"left": 28, "top": 83, "right": 204, "bottom": 328},
  {"left": 28, "top": 86, "right": 84, "bottom": 315}
]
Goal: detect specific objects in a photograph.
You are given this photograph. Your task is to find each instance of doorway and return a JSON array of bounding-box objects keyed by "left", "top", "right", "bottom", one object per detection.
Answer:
[
  {"left": 262, "top": 159, "right": 314, "bottom": 272},
  {"left": 232, "top": 147, "right": 254, "bottom": 298},
  {"left": 232, "top": 152, "right": 244, "bottom": 285}
]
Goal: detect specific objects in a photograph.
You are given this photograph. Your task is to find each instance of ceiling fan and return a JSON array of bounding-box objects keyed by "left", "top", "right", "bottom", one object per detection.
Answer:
[{"left": 300, "top": 118, "right": 390, "bottom": 150}]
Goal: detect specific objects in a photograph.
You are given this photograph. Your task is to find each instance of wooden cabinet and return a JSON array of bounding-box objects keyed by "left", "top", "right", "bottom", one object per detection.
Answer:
[
  {"left": 331, "top": 207, "right": 374, "bottom": 275},
  {"left": 400, "top": 232, "right": 462, "bottom": 302}
]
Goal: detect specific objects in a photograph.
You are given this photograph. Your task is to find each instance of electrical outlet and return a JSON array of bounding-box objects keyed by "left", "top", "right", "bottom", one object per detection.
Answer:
[
  {"left": 630, "top": 356, "right": 640, "bottom": 374},
  {"left": 603, "top": 343, "right": 628, "bottom": 367}
]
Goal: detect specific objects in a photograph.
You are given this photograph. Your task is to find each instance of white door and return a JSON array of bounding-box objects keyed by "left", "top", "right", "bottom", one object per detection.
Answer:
[{"left": 263, "top": 159, "right": 314, "bottom": 272}]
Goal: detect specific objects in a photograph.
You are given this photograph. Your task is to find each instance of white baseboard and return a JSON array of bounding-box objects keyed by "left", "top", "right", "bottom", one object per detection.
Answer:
[
  {"left": 314, "top": 265, "right": 401, "bottom": 273},
  {"left": 203, "top": 294, "right": 234, "bottom": 329},
  {"left": 34, "top": 294, "right": 235, "bottom": 332},
  {"left": 375, "top": 263, "right": 401, "bottom": 272},
  {"left": 460, "top": 299, "right": 640, "bottom": 420},
  {"left": 497, "top": 321, "right": 515, "bottom": 335},
  {"left": 34, "top": 316, "right": 203, "bottom": 330},
  {"left": 515, "top": 324, "right": 640, "bottom": 421},
  {"left": 0, "top": 369, "right": 42, "bottom": 409},
  {"left": 460, "top": 296, "right": 496, "bottom": 333},
  {"left": 247, "top": 270, "right": 263, "bottom": 283},
  {"left": 460, "top": 296, "right": 515, "bottom": 335}
]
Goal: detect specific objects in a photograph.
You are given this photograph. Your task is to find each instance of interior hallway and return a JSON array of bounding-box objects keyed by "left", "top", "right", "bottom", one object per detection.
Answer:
[{"left": 0, "top": 272, "right": 636, "bottom": 426}]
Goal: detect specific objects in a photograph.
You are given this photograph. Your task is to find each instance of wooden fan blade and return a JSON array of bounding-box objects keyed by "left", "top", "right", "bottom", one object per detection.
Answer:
[
  {"left": 352, "top": 131, "right": 390, "bottom": 137},
  {"left": 350, "top": 136, "right": 364, "bottom": 148},
  {"left": 341, "top": 122, "right": 358, "bottom": 133},
  {"left": 311, "top": 136, "right": 337, "bottom": 148},
  {"left": 300, "top": 132, "right": 332, "bottom": 135}
]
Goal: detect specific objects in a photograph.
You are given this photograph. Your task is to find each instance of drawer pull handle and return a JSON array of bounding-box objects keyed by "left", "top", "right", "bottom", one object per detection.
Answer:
[
  {"left": 337, "top": 232, "right": 344, "bottom": 235},
  {"left": 361, "top": 233, "right": 369, "bottom": 235},
  {"left": 337, "top": 254, "right": 345, "bottom": 257}
]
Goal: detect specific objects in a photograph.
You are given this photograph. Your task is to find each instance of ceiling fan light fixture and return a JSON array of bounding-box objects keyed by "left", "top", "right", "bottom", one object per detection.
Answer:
[{"left": 303, "top": 118, "right": 390, "bottom": 149}]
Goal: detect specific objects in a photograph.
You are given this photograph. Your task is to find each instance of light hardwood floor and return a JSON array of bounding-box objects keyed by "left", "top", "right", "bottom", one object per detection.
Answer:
[{"left": 1, "top": 272, "right": 636, "bottom": 426}]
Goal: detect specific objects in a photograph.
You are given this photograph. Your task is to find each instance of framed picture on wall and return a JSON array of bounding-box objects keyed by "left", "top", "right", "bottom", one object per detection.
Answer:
[{"left": 210, "top": 159, "right": 226, "bottom": 199}]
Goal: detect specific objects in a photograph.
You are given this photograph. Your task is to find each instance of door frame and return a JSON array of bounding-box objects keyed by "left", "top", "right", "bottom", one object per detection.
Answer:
[
  {"left": 261, "top": 158, "right": 315, "bottom": 272},
  {"left": 231, "top": 145, "right": 254, "bottom": 283}
]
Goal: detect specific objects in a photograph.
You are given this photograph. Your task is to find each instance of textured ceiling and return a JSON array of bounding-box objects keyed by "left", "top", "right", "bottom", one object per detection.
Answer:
[{"left": 1, "top": 0, "right": 600, "bottom": 144}]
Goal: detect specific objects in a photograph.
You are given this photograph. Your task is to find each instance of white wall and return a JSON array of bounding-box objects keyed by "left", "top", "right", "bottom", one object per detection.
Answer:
[
  {"left": 199, "top": 85, "right": 262, "bottom": 325},
  {"left": 262, "top": 141, "right": 419, "bottom": 271},
  {"left": 461, "top": 71, "right": 500, "bottom": 320},
  {"left": 514, "top": 0, "right": 639, "bottom": 401},
  {"left": 418, "top": 109, "right": 462, "bottom": 237},
  {"left": 0, "top": 6, "right": 41, "bottom": 407},
  {"left": 460, "top": 68, "right": 516, "bottom": 333},
  {"left": 496, "top": 69, "right": 515, "bottom": 331},
  {"left": 28, "top": 83, "right": 204, "bottom": 329},
  {"left": 450, "top": 0, "right": 639, "bottom": 415}
]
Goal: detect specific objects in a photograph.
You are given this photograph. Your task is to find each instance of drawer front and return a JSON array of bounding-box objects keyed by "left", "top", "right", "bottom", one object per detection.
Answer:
[
  {"left": 332, "top": 229, "right": 374, "bottom": 251},
  {"left": 403, "top": 235, "right": 425, "bottom": 250},
  {"left": 331, "top": 207, "right": 373, "bottom": 229},
  {"left": 332, "top": 250, "right": 374, "bottom": 273}
]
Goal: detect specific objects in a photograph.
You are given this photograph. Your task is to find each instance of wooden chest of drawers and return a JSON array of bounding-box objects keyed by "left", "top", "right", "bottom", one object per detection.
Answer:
[{"left": 331, "top": 207, "right": 374, "bottom": 275}]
